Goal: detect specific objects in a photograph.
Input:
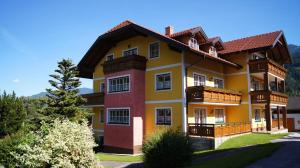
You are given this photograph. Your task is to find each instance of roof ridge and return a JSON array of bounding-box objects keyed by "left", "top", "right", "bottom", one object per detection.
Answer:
[
  {"left": 224, "top": 30, "right": 282, "bottom": 44},
  {"left": 170, "top": 26, "right": 201, "bottom": 37}
]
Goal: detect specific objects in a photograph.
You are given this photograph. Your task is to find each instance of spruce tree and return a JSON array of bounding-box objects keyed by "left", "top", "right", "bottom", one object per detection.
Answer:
[{"left": 45, "top": 59, "right": 86, "bottom": 121}]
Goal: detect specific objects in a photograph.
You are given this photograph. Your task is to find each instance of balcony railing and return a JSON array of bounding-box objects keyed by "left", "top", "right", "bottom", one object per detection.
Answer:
[
  {"left": 250, "top": 90, "right": 288, "bottom": 105},
  {"left": 187, "top": 86, "right": 242, "bottom": 105},
  {"left": 82, "top": 92, "right": 104, "bottom": 107},
  {"left": 103, "top": 54, "right": 147, "bottom": 74},
  {"left": 248, "top": 58, "right": 287, "bottom": 79},
  {"left": 188, "top": 122, "right": 251, "bottom": 137},
  {"left": 272, "top": 118, "right": 284, "bottom": 128}
]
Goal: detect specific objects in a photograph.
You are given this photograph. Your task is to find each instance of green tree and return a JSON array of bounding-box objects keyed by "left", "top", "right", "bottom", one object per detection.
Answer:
[
  {"left": 44, "top": 59, "right": 86, "bottom": 121},
  {"left": 0, "top": 91, "right": 26, "bottom": 137}
]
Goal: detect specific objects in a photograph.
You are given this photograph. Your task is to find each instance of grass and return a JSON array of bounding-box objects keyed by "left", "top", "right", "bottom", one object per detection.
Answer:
[
  {"left": 95, "top": 153, "right": 143, "bottom": 162},
  {"left": 189, "top": 143, "right": 280, "bottom": 168}
]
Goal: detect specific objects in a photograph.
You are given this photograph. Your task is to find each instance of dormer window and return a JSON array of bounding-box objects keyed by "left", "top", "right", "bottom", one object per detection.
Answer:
[
  {"left": 189, "top": 38, "right": 199, "bottom": 50},
  {"left": 209, "top": 47, "right": 218, "bottom": 57}
]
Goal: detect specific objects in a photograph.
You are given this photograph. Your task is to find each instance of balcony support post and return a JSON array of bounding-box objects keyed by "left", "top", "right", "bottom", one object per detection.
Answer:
[
  {"left": 277, "top": 106, "right": 280, "bottom": 129},
  {"left": 265, "top": 103, "right": 271, "bottom": 131},
  {"left": 264, "top": 72, "right": 269, "bottom": 91},
  {"left": 282, "top": 106, "right": 287, "bottom": 128}
]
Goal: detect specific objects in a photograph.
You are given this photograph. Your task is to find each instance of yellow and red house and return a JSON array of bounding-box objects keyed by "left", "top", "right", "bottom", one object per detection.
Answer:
[{"left": 78, "top": 20, "right": 291, "bottom": 154}]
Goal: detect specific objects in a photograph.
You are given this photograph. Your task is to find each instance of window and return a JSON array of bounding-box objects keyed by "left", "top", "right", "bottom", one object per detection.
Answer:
[
  {"left": 215, "top": 109, "right": 225, "bottom": 123},
  {"left": 209, "top": 47, "right": 218, "bottom": 57},
  {"left": 251, "top": 80, "right": 260, "bottom": 91},
  {"left": 194, "top": 73, "right": 206, "bottom": 86},
  {"left": 99, "top": 110, "right": 104, "bottom": 123},
  {"left": 123, "top": 48, "right": 138, "bottom": 56},
  {"left": 156, "top": 73, "right": 171, "bottom": 90},
  {"left": 108, "top": 76, "right": 130, "bottom": 93},
  {"left": 100, "top": 82, "right": 105, "bottom": 93},
  {"left": 107, "top": 108, "right": 130, "bottom": 125},
  {"left": 214, "top": 78, "right": 224, "bottom": 88},
  {"left": 255, "top": 109, "right": 261, "bottom": 122},
  {"left": 189, "top": 38, "right": 199, "bottom": 50},
  {"left": 106, "top": 54, "right": 114, "bottom": 61},
  {"left": 156, "top": 108, "right": 171, "bottom": 125},
  {"left": 149, "top": 42, "right": 160, "bottom": 59}
]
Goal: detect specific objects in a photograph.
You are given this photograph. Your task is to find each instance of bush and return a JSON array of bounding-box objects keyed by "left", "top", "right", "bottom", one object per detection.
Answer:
[
  {"left": 14, "top": 119, "right": 100, "bottom": 168},
  {"left": 142, "top": 129, "right": 193, "bottom": 168}
]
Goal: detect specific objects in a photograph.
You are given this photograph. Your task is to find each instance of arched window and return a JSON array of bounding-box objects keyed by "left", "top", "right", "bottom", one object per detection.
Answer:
[{"left": 189, "top": 38, "right": 199, "bottom": 50}]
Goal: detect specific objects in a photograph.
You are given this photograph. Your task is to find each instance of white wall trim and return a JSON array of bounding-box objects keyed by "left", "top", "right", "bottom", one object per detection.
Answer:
[
  {"left": 93, "top": 77, "right": 105, "bottom": 81},
  {"left": 146, "top": 63, "right": 181, "bottom": 72},
  {"left": 145, "top": 99, "right": 182, "bottom": 104},
  {"left": 268, "top": 72, "right": 285, "bottom": 81},
  {"left": 189, "top": 102, "right": 240, "bottom": 106},
  {"left": 270, "top": 104, "right": 287, "bottom": 107}
]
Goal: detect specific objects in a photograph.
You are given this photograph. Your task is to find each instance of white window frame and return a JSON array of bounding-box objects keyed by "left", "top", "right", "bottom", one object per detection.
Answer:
[
  {"left": 148, "top": 41, "right": 160, "bottom": 59},
  {"left": 106, "top": 53, "right": 114, "bottom": 61},
  {"left": 122, "top": 47, "right": 138, "bottom": 57},
  {"left": 194, "top": 107, "right": 208, "bottom": 124},
  {"left": 214, "top": 108, "right": 225, "bottom": 124},
  {"left": 193, "top": 72, "right": 206, "bottom": 86},
  {"left": 99, "top": 109, "right": 104, "bottom": 123},
  {"left": 106, "top": 107, "right": 130, "bottom": 126},
  {"left": 106, "top": 74, "right": 130, "bottom": 94},
  {"left": 213, "top": 77, "right": 224, "bottom": 89},
  {"left": 188, "top": 38, "right": 199, "bottom": 50},
  {"left": 155, "top": 72, "right": 172, "bottom": 91},
  {"left": 155, "top": 107, "right": 172, "bottom": 126},
  {"left": 254, "top": 109, "right": 261, "bottom": 122}
]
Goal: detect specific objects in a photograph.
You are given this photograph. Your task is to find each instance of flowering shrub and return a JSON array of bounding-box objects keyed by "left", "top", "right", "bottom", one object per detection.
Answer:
[{"left": 14, "top": 119, "right": 100, "bottom": 168}]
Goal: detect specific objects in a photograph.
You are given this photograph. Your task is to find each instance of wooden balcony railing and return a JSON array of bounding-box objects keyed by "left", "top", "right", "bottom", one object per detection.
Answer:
[
  {"left": 103, "top": 54, "right": 147, "bottom": 74},
  {"left": 248, "top": 58, "right": 287, "bottom": 79},
  {"left": 82, "top": 92, "right": 104, "bottom": 106},
  {"left": 250, "top": 90, "right": 288, "bottom": 105},
  {"left": 188, "top": 122, "right": 251, "bottom": 138},
  {"left": 187, "top": 86, "right": 242, "bottom": 105},
  {"left": 272, "top": 118, "right": 284, "bottom": 128}
]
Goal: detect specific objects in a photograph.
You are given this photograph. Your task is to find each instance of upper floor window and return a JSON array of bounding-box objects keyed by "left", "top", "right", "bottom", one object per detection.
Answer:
[
  {"left": 108, "top": 75, "right": 130, "bottom": 93},
  {"left": 215, "top": 109, "right": 225, "bottom": 124},
  {"left": 100, "top": 82, "right": 105, "bottom": 93},
  {"left": 189, "top": 38, "right": 199, "bottom": 50},
  {"left": 106, "top": 54, "right": 114, "bottom": 61},
  {"left": 149, "top": 42, "right": 160, "bottom": 59},
  {"left": 209, "top": 47, "right": 218, "bottom": 57},
  {"left": 194, "top": 73, "right": 206, "bottom": 86},
  {"left": 107, "top": 108, "right": 130, "bottom": 125},
  {"left": 123, "top": 48, "right": 138, "bottom": 57},
  {"left": 214, "top": 78, "right": 224, "bottom": 88},
  {"left": 99, "top": 110, "right": 104, "bottom": 123},
  {"left": 156, "top": 73, "right": 171, "bottom": 91},
  {"left": 156, "top": 108, "right": 171, "bottom": 125},
  {"left": 254, "top": 109, "right": 261, "bottom": 122},
  {"left": 251, "top": 80, "right": 260, "bottom": 91}
]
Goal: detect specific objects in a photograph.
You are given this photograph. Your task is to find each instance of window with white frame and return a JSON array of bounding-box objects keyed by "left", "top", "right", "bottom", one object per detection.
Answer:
[
  {"left": 108, "top": 76, "right": 130, "bottom": 93},
  {"left": 189, "top": 38, "right": 199, "bottom": 50},
  {"left": 215, "top": 109, "right": 225, "bottom": 123},
  {"left": 194, "top": 73, "right": 206, "bottom": 86},
  {"left": 100, "top": 82, "right": 105, "bottom": 93},
  {"left": 251, "top": 80, "right": 260, "bottom": 91},
  {"left": 99, "top": 110, "right": 104, "bottom": 123},
  {"left": 123, "top": 48, "right": 138, "bottom": 56},
  {"left": 214, "top": 78, "right": 224, "bottom": 88},
  {"left": 106, "top": 54, "right": 114, "bottom": 61},
  {"left": 156, "top": 108, "right": 171, "bottom": 125},
  {"left": 107, "top": 108, "right": 130, "bottom": 125},
  {"left": 255, "top": 109, "right": 261, "bottom": 122},
  {"left": 156, "top": 73, "right": 171, "bottom": 90},
  {"left": 149, "top": 42, "right": 160, "bottom": 59}
]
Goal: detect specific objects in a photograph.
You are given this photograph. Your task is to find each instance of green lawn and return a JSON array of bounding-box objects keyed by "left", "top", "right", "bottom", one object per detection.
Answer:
[{"left": 95, "top": 153, "right": 142, "bottom": 162}]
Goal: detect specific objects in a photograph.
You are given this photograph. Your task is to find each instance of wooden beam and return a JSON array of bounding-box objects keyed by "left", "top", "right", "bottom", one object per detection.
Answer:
[
  {"left": 265, "top": 103, "right": 271, "bottom": 131},
  {"left": 277, "top": 106, "right": 280, "bottom": 129},
  {"left": 282, "top": 107, "right": 287, "bottom": 128}
]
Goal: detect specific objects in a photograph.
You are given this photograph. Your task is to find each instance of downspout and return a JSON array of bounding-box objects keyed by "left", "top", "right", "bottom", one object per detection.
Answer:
[{"left": 181, "top": 51, "right": 187, "bottom": 133}]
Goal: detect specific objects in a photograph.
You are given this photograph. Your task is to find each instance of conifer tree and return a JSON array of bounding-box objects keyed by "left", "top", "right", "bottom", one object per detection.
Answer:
[{"left": 45, "top": 59, "right": 86, "bottom": 121}]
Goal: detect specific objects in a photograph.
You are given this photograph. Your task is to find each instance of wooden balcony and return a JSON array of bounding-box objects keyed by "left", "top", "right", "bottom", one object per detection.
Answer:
[
  {"left": 248, "top": 58, "right": 287, "bottom": 79},
  {"left": 272, "top": 118, "right": 284, "bottom": 128},
  {"left": 250, "top": 90, "right": 288, "bottom": 105},
  {"left": 187, "top": 86, "right": 242, "bottom": 105},
  {"left": 103, "top": 54, "right": 147, "bottom": 74},
  {"left": 82, "top": 92, "right": 104, "bottom": 107},
  {"left": 188, "top": 122, "right": 251, "bottom": 138}
]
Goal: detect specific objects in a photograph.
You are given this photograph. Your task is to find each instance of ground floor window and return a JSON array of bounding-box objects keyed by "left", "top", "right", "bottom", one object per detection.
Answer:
[
  {"left": 107, "top": 108, "right": 130, "bottom": 125},
  {"left": 215, "top": 108, "right": 225, "bottom": 123},
  {"left": 255, "top": 109, "right": 261, "bottom": 122},
  {"left": 156, "top": 108, "right": 171, "bottom": 125}
]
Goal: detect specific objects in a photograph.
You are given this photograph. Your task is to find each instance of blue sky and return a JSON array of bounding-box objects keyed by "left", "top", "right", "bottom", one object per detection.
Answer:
[{"left": 1, "top": 0, "right": 300, "bottom": 96}]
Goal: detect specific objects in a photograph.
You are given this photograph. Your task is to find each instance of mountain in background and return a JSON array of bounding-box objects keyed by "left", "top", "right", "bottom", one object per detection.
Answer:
[
  {"left": 30, "top": 87, "right": 93, "bottom": 98},
  {"left": 286, "top": 44, "right": 300, "bottom": 96}
]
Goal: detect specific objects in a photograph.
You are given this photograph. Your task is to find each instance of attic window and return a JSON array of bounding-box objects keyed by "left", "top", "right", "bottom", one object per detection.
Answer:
[
  {"left": 189, "top": 38, "right": 199, "bottom": 50},
  {"left": 209, "top": 47, "right": 218, "bottom": 57}
]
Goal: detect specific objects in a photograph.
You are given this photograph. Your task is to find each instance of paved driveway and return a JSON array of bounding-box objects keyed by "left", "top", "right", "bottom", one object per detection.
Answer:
[{"left": 247, "top": 132, "right": 300, "bottom": 168}]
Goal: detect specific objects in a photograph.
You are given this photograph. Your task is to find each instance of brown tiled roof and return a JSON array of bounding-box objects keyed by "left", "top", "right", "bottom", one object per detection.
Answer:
[
  {"left": 106, "top": 20, "right": 133, "bottom": 33},
  {"left": 219, "top": 31, "right": 282, "bottom": 55},
  {"left": 169, "top": 27, "right": 199, "bottom": 38},
  {"left": 208, "top": 37, "right": 219, "bottom": 43}
]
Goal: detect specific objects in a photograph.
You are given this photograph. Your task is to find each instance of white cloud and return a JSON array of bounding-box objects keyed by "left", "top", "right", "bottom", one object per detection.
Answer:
[{"left": 12, "top": 79, "right": 20, "bottom": 83}]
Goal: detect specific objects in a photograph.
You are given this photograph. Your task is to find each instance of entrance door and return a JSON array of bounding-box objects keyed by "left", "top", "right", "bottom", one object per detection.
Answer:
[{"left": 195, "top": 108, "right": 207, "bottom": 124}]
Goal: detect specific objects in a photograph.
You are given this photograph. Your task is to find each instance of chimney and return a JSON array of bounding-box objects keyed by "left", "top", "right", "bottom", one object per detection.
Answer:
[{"left": 165, "top": 26, "right": 174, "bottom": 36}]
